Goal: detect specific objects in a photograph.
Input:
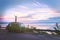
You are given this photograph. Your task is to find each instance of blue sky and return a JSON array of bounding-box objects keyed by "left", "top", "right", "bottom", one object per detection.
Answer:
[
  {"left": 0, "top": 0, "right": 60, "bottom": 11},
  {"left": 0, "top": 0, "right": 60, "bottom": 29}
]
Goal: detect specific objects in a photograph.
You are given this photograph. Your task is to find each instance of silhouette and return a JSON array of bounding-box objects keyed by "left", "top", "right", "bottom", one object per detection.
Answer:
[
  {"left": 54, "top": 23, "right": 60, "bottom": 35},
  {"left": 0, "top": 25, "right": 1, "bottom": 30},
  {"left": 15, "top": 16, "right": 17, "bottom": 22}
]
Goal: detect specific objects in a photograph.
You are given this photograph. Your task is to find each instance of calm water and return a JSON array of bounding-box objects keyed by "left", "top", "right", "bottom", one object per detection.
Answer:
[
  {"left": 0, "top": 24, "right": 8, "bottom": 27},
  {"left": 0, "top": 23, "right": 55, "bottom": 30}
]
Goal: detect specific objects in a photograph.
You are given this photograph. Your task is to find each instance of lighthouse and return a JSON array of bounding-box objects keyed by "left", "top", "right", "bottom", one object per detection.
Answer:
[{"left": 15, "top": 16, "right": 17, "bottom": 22}]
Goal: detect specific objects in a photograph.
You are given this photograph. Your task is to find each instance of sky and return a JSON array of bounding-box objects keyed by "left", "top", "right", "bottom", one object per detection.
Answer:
[{"left": 0, "top": 0, "right": 60, "bottom": 29}]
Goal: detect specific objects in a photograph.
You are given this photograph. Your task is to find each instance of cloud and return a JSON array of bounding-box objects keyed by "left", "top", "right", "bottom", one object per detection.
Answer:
[
  {"left": 2, "top": 1, "right": 60, "bottom": 23},
  {"left": 17, "top": 5, "right": 29, "bottom": 10},
  {"left": 33, "top": 0, "right": 40, "bottom": 5}
]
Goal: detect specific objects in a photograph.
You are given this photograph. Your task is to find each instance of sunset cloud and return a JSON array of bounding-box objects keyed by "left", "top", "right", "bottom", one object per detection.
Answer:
[{"left": 2, "top": 1, "right": 60, "bottom": 23}]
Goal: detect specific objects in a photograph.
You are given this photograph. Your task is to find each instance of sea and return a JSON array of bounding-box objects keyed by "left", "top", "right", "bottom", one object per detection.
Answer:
[{"left": 0, "top": 22, "right": 56, "bottom": 30}]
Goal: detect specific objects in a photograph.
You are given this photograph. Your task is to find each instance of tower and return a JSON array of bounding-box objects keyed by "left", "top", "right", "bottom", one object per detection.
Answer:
[{"left": 15, "top": 16, "right": 17, "bottom": 22}]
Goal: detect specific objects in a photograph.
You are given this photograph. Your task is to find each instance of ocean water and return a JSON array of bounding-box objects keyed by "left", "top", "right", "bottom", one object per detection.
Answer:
[
  {"left": 0, "top": 24, "right": 8, "bottom": 27},
  {"left": 0, "top": 22, "right": 9, "bottom": 27},
  {"left": 0, "top": 24, "right": 54, "bottom": 30},
  {"left": 0, "top": 22, "right": 60, "bottom": 30}
]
